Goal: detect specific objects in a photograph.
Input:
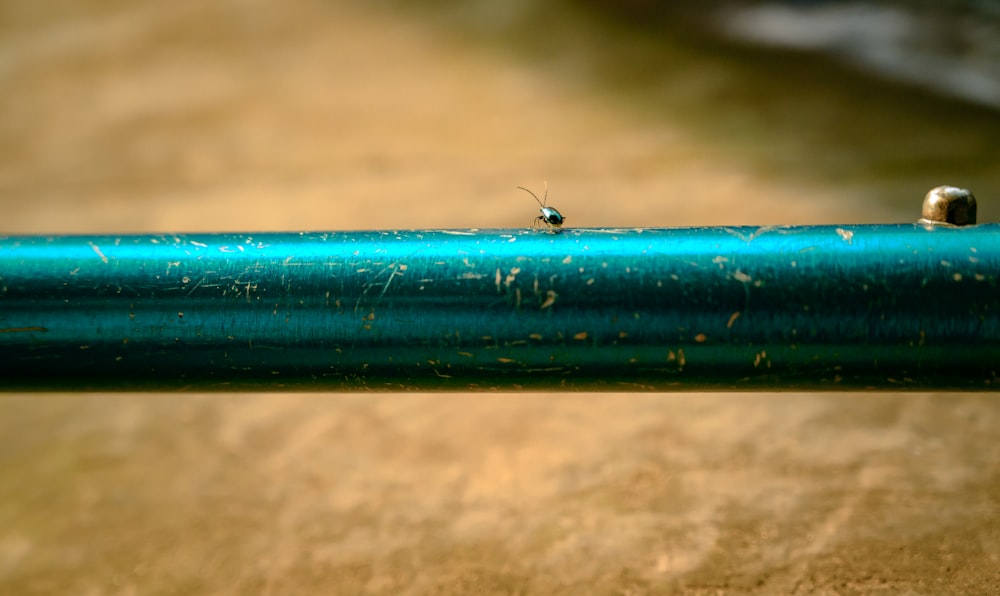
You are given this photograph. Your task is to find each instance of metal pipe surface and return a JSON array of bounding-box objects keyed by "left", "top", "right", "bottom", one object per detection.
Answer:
[{"left": 1, "top": 225, "right": 998, "bottom": 391}]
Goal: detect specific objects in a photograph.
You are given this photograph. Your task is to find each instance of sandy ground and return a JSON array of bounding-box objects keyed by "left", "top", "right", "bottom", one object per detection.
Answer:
[{"left": 1, "top": 0, "right": 998, "bottom": 593}]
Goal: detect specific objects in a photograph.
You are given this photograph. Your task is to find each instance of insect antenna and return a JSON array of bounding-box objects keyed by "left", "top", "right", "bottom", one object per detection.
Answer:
[{"left": 516, "top": 181, "right": 549, "bottom": 207}]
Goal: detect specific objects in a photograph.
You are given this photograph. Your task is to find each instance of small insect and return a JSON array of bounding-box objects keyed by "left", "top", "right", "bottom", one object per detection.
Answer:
[{"left": 517, "top": 182, "right": 565, "bottom": 230}]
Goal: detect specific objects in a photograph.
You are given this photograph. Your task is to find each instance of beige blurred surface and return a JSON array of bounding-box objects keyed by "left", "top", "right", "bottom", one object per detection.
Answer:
[{"left": 1, "top": 1, "right": 999, "bottom": 593}]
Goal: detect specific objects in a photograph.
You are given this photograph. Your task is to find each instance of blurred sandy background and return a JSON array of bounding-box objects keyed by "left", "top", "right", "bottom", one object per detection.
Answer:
[{"left": 1, "top": 0, "right": 999, "bottom": 593}]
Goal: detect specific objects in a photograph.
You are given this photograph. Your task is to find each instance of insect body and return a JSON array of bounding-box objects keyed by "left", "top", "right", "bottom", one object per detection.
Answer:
[{"left": 517, "top": 183, "right": 565, "bottom": 229}]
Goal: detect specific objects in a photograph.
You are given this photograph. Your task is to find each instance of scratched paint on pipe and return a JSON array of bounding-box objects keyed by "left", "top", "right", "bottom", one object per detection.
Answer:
[{"left": 0, "top": 225, "right": 998, "bottom": 391}]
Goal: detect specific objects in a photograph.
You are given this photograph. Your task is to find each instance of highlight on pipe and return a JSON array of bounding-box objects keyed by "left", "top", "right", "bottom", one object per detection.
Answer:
[{"left": 518, "top": 182, "right": 565, "bottom": 230}]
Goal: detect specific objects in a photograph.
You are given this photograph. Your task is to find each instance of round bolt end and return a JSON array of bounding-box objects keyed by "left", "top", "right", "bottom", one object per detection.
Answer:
[{"left": 920, "top": 185, "right": 977, "bottom": 226}]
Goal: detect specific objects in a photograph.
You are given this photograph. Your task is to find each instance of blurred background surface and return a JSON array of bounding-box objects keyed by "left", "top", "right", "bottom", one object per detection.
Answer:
[{"left": 1, "top": 0, "right": 998, "bottom": 593}]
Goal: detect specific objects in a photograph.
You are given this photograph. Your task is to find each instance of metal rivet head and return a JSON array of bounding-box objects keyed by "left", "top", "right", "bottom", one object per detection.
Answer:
[{"left": 920, "top": 185, "right": 977, "bottom": 226}]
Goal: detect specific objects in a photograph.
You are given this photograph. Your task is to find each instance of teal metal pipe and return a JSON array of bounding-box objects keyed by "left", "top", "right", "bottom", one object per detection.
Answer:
[{"left": 1, "top": 225, "right": 998, "bottom": 391}]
